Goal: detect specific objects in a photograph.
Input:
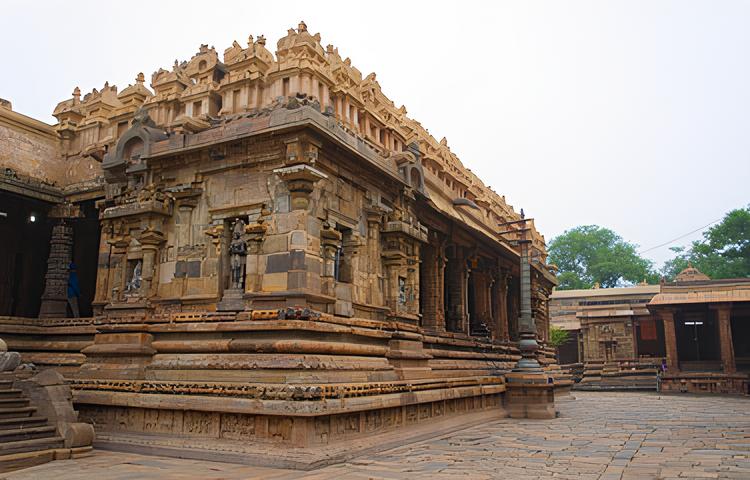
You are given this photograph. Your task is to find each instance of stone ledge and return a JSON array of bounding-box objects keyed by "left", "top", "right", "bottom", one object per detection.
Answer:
[{"left": 73, "top": 381, "right": 506, "bottom": 416}]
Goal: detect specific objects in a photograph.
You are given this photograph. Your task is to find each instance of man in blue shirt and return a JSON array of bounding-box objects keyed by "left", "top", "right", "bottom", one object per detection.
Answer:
[{"left": 67, "top": 263, "right": 81, "bottom": 318}]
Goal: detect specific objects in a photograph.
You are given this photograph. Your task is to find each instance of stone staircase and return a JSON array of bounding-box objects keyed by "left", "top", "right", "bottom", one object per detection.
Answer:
[
  {"left": 575, "top": 359, "right": 660, "bottom": 391},
  {"left": 0, "top": 374, "right": 65, "bottom": 473}
]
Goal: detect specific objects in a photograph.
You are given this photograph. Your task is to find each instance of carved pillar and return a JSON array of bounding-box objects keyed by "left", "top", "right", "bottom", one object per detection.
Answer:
[
  {"left": 712, "top": 303, "right": 736, "bottom": 374},
  {"left": 497, "top": 269, "right": 510, "bottom": 341},
  {"left": 420, "top": 243, "right": 441, "bottom": 331},
  {"left": 108, "top": 239, "right": 129, "bottom": 304},
  {"left": 137, "top": 230, "right": 165, "bottom": 298},
  {"left": 659, "top": 309, "right": 679, "bottom": 372},
  {"left": 444, "top": 246, "right": 467, "bottom": 332},
  {"left": 437, "top": 249, "right": 446, "bottom": 331},
  {"left": 92, "top": 223, "right": 112, "bottom": 313},
  {"left": 382, "top": 252, "right": 404, "bottom": 315},
  {"left": 320, "top": 225, "right": 342, "bottom": 300},
  {"left": 366, "top": 211, "right": 384, "bottom": 306},
  {"left": 39, "top": 221, "right": 74, "bottom": 318},
  {"left": 406, "top": 242, "right": 420, "bottom": 316},
  {"left": 275, "top": 139, "right": 325, "bottom": 211}
]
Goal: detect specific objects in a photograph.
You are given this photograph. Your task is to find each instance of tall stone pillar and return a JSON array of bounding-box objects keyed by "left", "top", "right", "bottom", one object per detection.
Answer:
[
  {"left": 92, "top": 224, "right": 112, "bottom": 314},
  {"left": 419, "top": 244, "right": 441, "bottom": 331},
  {"left": 445, "top": 246, "right": 467, "bottom": 332},
  {"left": 504, "top": 218, "right": 555, "bottom": 419},
  {"left": 39, "top": 221, "right": 74, "bottom": 318},
  {"left": 713, "top": 303, "right": 736, "bottom": 374},
  {"left": 365, "top": 211, "right": 384, "bottom": 307},
  {"left": 660, "top": 309, "right": 679, "bottom": 372}
]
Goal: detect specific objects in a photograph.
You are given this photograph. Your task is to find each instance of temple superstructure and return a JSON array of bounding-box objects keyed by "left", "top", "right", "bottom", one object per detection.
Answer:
[{"left": 0, "top": 22, "right": 561, "bottom": 464}]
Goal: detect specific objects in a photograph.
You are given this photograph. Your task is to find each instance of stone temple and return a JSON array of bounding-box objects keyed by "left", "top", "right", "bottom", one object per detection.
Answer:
[{"left": 0, "top": 22, "right": 564, "bottom": 467}]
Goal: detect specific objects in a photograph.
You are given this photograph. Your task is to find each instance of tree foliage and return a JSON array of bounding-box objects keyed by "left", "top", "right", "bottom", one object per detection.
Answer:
[
  {"left": 662, "top": 206, "right": 750, "bottom": 280},
  {"left": 548, "top": 225, "right": 658, "bottom": 290},
  {"left": 548, "top": 326, "right": 570, "bottom": 349}
]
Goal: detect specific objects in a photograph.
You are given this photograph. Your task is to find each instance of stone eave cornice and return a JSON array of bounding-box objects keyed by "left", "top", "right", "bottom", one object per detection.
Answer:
[
  {"left": 0, "top": 106, "right": 58, "bottom": 141},
  {"left": 0, "top": 173, "right": 63, "bottom": 203},
  {"left": 143, "top": 105, "right": 406, "bottom": 187}
]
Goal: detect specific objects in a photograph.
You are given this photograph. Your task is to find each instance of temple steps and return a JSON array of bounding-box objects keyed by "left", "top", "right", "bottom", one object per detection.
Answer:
[
  {"left": 0, "top": 375, "right": 67, "bottom": 473},
  {"left": 0, "top": 389, "right": 25, "bottom": 396},
  {"left": 0, "top": 407, "right": 36, "bottom": 419},
  {"left": 0, "top": 426, "right": 57, "bottom": 443},
  {"left": 0, "top": 435, "right": 64, "bottom": 456},
  {"left": 0, "top": 416, "right": 50, "bottom": 430}
]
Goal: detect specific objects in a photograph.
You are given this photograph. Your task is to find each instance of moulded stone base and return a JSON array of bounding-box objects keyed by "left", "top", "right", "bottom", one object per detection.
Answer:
[
  {"left": 660, "top": 372, "right": 749, "bottom": 395},
  {"left": 76, "top": 389, "right": 506, "bottom": 468},
  {"left": 505, "top": 373, "right": 556, "bottom": 419}
]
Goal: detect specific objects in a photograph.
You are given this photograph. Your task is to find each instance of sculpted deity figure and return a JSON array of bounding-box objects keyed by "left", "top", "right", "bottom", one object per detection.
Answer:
[
  {"left": 229, "top": 219, "right": 247, "bottom": 289},
  {"left": 125, "top": 260, "right": 142, "bottom": 293}
]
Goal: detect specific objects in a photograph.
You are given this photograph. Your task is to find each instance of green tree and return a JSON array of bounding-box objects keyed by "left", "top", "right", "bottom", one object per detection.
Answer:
[
  {"left": 548, "top": 225, "right": 658, "bottom": 290},
  {"left": 548, "top": 326, "right": 570, "bottom": 349},
  {"left": 662, "top": 207, "right": 750, "bottom": 280}
]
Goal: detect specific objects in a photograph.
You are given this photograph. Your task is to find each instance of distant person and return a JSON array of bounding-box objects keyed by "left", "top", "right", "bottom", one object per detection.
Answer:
[{"left": 67, "top": 263, "right": 80, "bottom": 318}]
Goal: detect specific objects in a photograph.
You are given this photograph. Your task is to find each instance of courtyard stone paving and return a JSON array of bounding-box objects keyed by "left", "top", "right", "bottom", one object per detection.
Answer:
[{"left": 5, "top": 391, "right": 749, "bottom": 480}]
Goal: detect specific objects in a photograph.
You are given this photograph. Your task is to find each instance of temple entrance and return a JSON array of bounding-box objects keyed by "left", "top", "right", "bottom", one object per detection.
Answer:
[
  {"left": 675, "top": 308, "right": 721, "bottom": 371},
  {"left": 635, "top": 317, "right": 666, "bottom": 358},
  {"left": 0, "top": 191, "right": 53, "bottom": 317},
  {"left": 71, "top": 200, "right": 100, "bottom": 317}
]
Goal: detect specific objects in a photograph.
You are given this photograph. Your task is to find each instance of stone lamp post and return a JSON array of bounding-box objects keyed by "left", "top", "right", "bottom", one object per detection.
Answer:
[{"left": 499, "top": 215, "right": 556, "bottom": 419}]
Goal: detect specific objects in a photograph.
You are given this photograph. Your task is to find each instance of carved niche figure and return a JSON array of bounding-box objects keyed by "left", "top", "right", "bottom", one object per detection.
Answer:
[
  {"left": 228, "top": 219, "right": 248, "bottom": 289},
  {"left": 125, "top": 260, "right": 142, "bottom": 293}
]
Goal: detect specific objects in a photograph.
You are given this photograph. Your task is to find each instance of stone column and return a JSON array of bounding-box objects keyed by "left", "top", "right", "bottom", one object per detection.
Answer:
[
  {"left": 419, "top": 244, "right": 440, "bottom": 331},
  {"left": 93, "top": 223, "right": 112, "bottom": 313},
  {"left": 497, "top": 270, "right": 510, "bottom": 341},
  {"left": 713, "top": 303, "right": 736, "bottom": 374},
  {"left": 39, "top": 221, "right": 74, "bottom": 318},
  {"left": 505, "top": 219, "right": 555, "bottom": 419},
  {"left": 659, "top": 309, "right": 679, "bottom": 372},
  {"left": 126, "top": 229, "right": 163, "bottom": 302},
  {"left": 366, "top": 212, "right": 384, "bottom": 306}
]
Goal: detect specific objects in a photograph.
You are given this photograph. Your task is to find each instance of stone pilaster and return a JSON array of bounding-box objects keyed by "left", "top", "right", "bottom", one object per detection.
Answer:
[
  {"left": 659, "top": 309, "right": 679, "bottom": 372},
  {"left": 712, "top": 303, "right": 736, "bottom": 374}
]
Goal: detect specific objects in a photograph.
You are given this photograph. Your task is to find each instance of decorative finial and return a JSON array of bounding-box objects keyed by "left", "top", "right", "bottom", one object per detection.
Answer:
[
  {"left": 298, "top": 21, "right": 308, "bottom": 33},
  {"left": 520, "top": 208, "right": 525, "bottom": 219},
  {"left": 136, "top": 72, "right": 145, "bottom": 84},
  {"left": 72, "top": 87, "right": 81, "bottom": 100},
  {"left": 247, "top": 34, "right": 254, "bottom": 47},
  {"left": 256, "top": 35, "right": 266, "bottom": 46}
]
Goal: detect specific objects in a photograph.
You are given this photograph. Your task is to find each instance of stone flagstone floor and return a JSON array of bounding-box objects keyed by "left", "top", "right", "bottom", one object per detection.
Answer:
[{"left": 5, "top": 391, "right": 749, "bottom": 480}]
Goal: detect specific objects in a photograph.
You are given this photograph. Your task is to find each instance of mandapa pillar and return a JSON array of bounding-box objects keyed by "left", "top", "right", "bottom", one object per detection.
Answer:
[
  {"left": 660, "top": 309, "right": 679, "bottom": 372},
  {"left": 713, "top": 303, "right": 736, "bottom": 374}
]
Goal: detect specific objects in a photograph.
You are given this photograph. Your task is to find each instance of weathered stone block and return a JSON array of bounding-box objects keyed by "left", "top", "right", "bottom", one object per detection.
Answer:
[{"left": 266, "top": 253, "right": 290, "bottom": 273}]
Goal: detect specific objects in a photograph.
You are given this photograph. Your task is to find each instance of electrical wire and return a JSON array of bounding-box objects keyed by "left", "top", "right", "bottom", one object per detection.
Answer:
[{"left": 638, "top": 218, "right": 722, "bottom": 254}]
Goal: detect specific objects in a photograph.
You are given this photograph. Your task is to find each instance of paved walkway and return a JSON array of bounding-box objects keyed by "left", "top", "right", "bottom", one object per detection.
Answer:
[{"left": 6, "top": 391, "right": 750, "bottom": 479}]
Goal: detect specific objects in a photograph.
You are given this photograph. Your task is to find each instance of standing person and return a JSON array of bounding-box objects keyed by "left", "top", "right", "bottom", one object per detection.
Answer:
[{"left": 67, "top": 263, "right": 80, "bottom": 318}]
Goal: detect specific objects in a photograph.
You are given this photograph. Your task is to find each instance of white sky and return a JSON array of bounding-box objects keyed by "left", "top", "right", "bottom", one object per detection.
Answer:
[{"left": 2, "top": 0, "right": 749, "bottom": 268}]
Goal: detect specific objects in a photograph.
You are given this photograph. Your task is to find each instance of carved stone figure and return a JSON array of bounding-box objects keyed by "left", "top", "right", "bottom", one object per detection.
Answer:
[
  {"left": 229, "top": 219, "right": 247, "bottom": 289},
  {"left": 125, "top": 260, "right": 142, "bottom": 293}
]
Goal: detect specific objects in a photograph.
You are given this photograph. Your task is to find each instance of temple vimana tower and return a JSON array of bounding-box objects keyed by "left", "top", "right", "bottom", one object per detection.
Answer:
[{"left": 0, "top": 22, "right": 562, "bottom": 463}]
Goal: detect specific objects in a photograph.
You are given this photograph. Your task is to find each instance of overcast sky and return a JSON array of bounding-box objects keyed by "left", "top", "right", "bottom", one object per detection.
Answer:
[{"left": 2, "top": 1, "right": 748, "bottom": 268}]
